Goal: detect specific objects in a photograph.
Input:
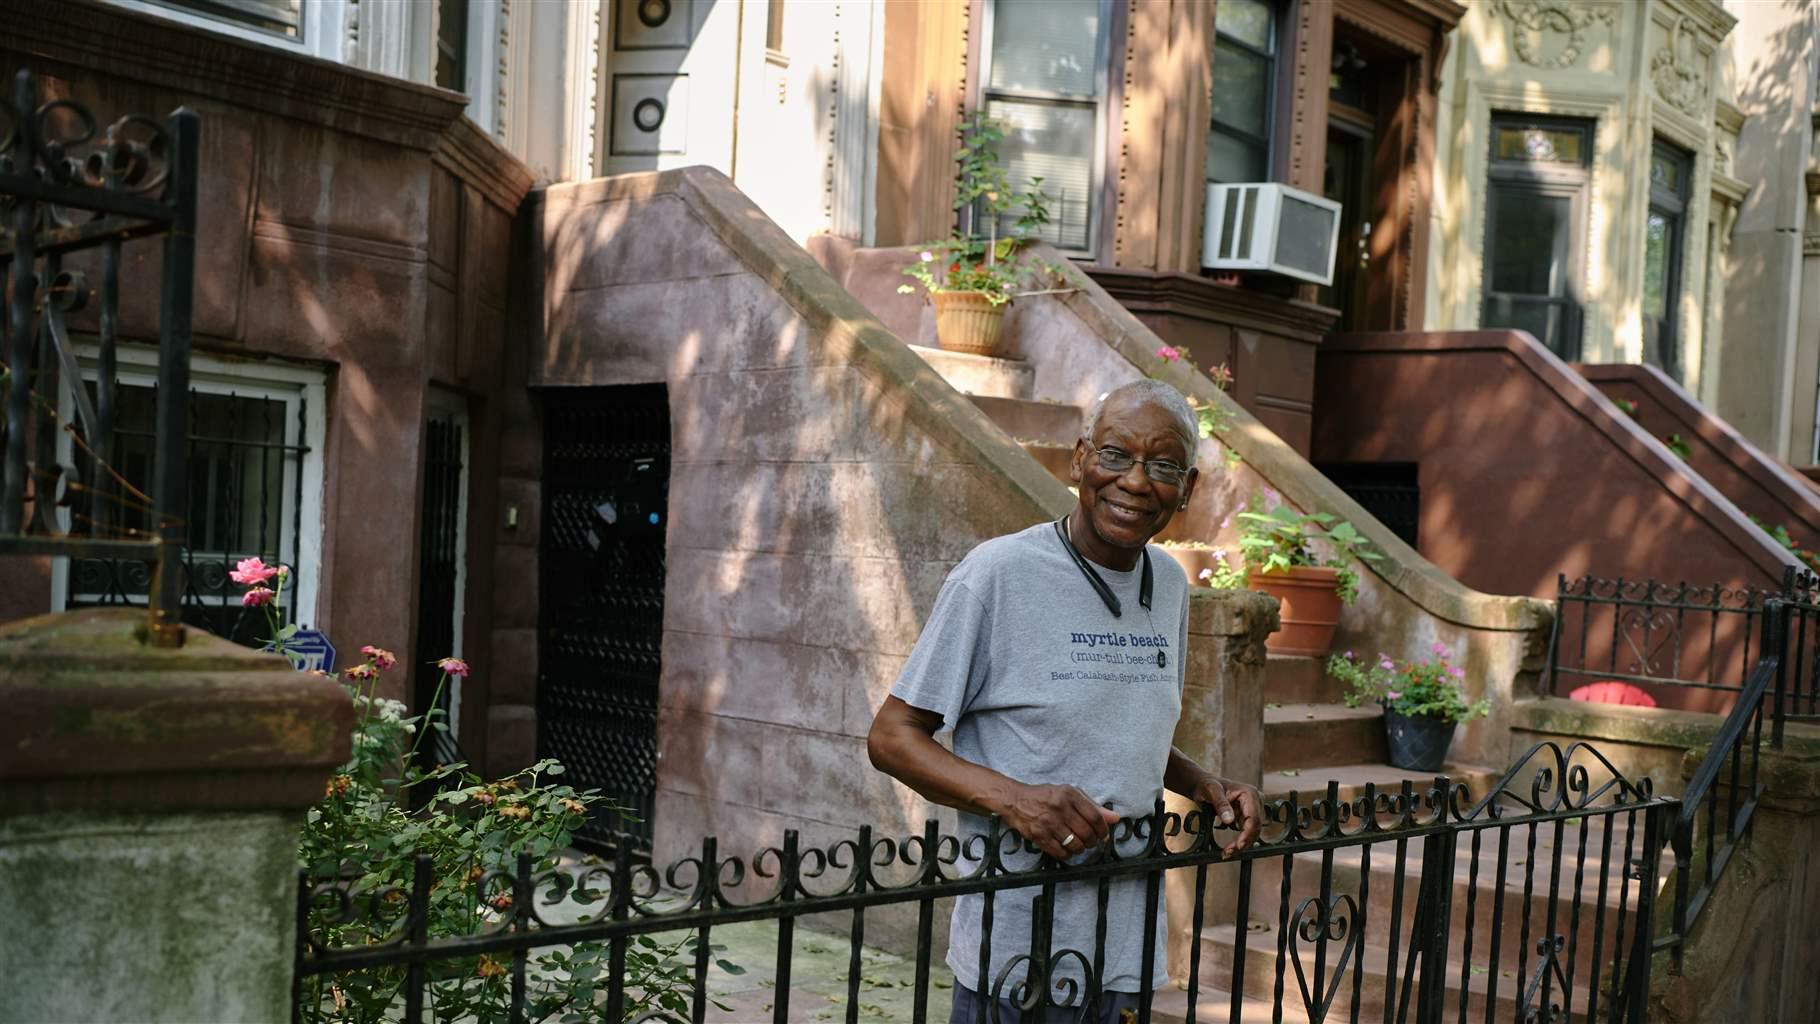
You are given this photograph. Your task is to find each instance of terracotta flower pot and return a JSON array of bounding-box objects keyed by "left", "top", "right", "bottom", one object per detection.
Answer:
[
  {"left": 1161, "top": 547, "right": 1218, "bottom": 587},
  {"left": 1247, "top": 565, "right": 1343, "bottom": 657},
  {"left": 931, "top": 290, "right": 1007, "bottom": 357}
]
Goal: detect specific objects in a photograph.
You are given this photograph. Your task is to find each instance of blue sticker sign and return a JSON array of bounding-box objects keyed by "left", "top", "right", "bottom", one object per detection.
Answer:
[{"left": 267, "top": 629, "right": 337, "bottom": 674}]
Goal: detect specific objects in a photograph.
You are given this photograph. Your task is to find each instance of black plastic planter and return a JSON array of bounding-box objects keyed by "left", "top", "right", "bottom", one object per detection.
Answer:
[{"left": 1384, "top": 709, "right": 1455, "bottom": 772}]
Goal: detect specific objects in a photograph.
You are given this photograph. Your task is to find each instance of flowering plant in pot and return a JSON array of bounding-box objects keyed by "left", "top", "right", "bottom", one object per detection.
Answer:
[
  {"left": 898, "top": 112, "right": 1073, "bottom": 356},
  {"left": 1328, "top": 645, "right": 1491, "bottom": 771},
  {"left": 1232, "top": 498, "right": 1381, "bottom": 656}
]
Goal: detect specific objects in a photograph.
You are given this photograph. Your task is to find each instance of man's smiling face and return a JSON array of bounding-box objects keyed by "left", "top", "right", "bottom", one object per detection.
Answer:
[{"left": 1069, "top": 392, "right": 1200, "bottom": 566}]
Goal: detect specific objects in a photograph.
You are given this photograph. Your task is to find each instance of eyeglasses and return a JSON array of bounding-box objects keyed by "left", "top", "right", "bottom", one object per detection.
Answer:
[{"left": 1092, "top": 446, "right": 1188, "bottom": 486}]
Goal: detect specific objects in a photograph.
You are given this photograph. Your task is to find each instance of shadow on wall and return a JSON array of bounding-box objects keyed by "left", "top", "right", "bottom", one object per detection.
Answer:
[
  {"left": 532, "top": 168, "right": 1074, "bottom": 873},
  {"left": 1313, "top": 330, "right": 1799, "bottom": 713}
]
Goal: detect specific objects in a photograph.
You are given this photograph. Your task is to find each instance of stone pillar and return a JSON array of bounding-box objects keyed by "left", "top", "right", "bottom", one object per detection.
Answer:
[
  {"left": 1647, "top": 741, "right": 1820, "bottom": 1024},
  {"left": 1164, "top": 588, "right": 1278, "bottom": 983},
  {"left": 0, "top": 608, "right": 351, "bottom": 1024}
]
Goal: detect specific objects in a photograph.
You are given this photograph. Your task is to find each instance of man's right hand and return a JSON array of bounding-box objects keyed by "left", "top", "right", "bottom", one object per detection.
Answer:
[{"left": 993, "top": 783, "right": 1121, "bottom": 861}]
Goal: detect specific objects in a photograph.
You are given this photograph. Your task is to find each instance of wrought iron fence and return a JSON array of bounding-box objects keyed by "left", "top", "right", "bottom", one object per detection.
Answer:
[
  {"left": 1544, "top": 569, "right": 1820, "bottom": 723},
  {"left": 0, "top": 67, "right": 199, "bottom": 644},
  {"left": 295, "top": 742, "right": 1672, "bottom": 1024}
]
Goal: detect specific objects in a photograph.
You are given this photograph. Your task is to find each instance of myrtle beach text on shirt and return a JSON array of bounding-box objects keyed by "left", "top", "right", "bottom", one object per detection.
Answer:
[{"left": 1056, "top": 629, "right": 1173, "bottom": 682}]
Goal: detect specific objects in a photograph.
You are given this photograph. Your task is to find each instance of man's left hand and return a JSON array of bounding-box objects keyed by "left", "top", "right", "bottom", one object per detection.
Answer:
[{"left": 1190, "top": 775, "right": 1263, "bottom": 857}]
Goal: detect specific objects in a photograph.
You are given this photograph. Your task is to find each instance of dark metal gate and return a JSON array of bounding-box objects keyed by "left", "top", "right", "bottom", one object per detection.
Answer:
[
  {"left": 412, "top": 406, "right": 465, "bottom": 777},
  {"left": 538, "top": 384, "right": 669, "bottom": 856}
]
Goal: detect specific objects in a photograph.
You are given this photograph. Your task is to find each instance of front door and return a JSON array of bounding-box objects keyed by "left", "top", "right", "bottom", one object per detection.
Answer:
[
  {"left": 538, "top": 385, "right": 670, "bottom": 856},
  {"left": 597, "top": 0, "right": 740, "bottom": 177}
]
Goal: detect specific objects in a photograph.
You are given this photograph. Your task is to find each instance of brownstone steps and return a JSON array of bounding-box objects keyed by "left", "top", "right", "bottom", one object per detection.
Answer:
[
  {"left": 907, "top": 344, "right": 1034, "bottom": 400},
  {"left": 1265, "top": 653, "right": 1348, "bottom": 704},
  {"left": 1264, "top": 703, "right": 1388, "bottom": 771},
  {"left": 1019, "top": 440, "right": 1075, "bottom": 486},
  {"left": 969, "top": 394, "right": 1083, "bottom": 448}
]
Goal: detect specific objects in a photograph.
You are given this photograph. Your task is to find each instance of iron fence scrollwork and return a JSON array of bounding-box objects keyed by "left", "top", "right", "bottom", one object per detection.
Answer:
[
  {"left": 0, "top": 67, "right": 198, "bottom": 644},
  {"left": 296, "top": 741, "right": 1672, "bottom": 1024}
]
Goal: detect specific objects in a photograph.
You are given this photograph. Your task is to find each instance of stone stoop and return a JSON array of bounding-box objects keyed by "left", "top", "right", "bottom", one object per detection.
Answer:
[
  {"left": 968, "top": 394, "right": 1085, "bottom": 448},
  {"left": 907, "top": 344, "right": 1034, "bottom": 401}
]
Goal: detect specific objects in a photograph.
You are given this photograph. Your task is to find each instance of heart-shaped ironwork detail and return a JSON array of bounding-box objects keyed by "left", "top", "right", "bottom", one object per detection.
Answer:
[{"left": 1289, "top": 893, "right": 1361, "bottom": 1022}]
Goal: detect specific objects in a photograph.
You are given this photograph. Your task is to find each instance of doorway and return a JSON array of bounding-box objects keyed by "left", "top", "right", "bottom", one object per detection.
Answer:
[{"left": 538, "top": 384, "right": 671, "bottom": 856}]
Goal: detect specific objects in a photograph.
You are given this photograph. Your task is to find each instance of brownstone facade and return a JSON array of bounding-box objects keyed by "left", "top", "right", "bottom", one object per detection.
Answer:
[
  {"left": 0, "top": 1, "right": 533, "bottom": 767},
  {"left": 869, "top": 0, "right": 1462, "bottom": 455}
]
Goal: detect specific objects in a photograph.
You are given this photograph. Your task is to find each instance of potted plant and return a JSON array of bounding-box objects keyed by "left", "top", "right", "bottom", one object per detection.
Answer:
[
  {"left": 1233, "top": 499, "right": 1381, "bottom": 656},
  {"left": 1328, "top": 645, "right": 1491, "bottom": 771},
  {"left": 898, "top": 112, "right": 1067, "bottom": 356}
]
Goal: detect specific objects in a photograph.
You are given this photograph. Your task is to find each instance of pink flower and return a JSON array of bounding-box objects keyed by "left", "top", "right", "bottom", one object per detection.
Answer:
[
  {"left": 1197, "top": 568, "right": 1213, "bottom": 582},
  {"left": 1219, "top": 515, "right": 1232, "bottom": 530},
  {"left": 1430, "top": 642, "right": 1448, "bottom": 657},
  {"left": 1448, "top": 666, "right": 1466, "bottom": 679},
  {"left": 345, "top": 663, "right": 378, "bottom": 681},
  {"left": 1344, "top": 650, "right": 1354, "bottom": 661},
  {"left": 360, "top": 646, "right": 397, "bottom": 671},
  {"left": 1155, "top": 345, "right": 1182, "bottom": 363},
  {"left": 438, "top": 657, "right": 471, "bottom": 678},
  {"left": 229, "top": 557, "right": 280, "bottom": 586},
  {"left": 1379, "top": 658, "right": 1396, "bottom": 672},
  {"left": 1263, "top": 486, "right": 1280, "bottom": 507},
  {"left": 1209, "top": 363, "right": 1235, "bottom": 389},
  {"left": 241, "top": 587, "right": 276, "bottom": 608},
  {"left": 1385, "top": 690, "right": 1402, "bottom": 701}
]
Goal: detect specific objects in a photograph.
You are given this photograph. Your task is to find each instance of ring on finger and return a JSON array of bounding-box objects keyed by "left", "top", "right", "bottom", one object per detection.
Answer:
[{"left": 1060, "top": 832, "right": 1077, "bottom": 850}]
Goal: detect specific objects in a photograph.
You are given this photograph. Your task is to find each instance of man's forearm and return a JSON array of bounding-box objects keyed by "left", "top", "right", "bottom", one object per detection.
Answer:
[
  {"left": 1163, "top": 746, "right": 1219, "bottom": 798},
  {"left": 870, "top": 722, "right": 1022, "bottom": 818}
]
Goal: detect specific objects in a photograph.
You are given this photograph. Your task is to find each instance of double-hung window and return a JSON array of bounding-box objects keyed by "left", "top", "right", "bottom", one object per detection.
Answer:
[
  {"left": 1207, "top": 0, "right": 1279, "bottom": 184},
  {"left": 55, "top": 348, "right": 326, "bottom": 649},
  {"left": 1481, "top": 114, "right": 1594, "bottom": 359},
  {"left": 435, "top": 0, "right": 471, "bottom": 92},
  {"left": 1644, "top": 140, "right": 1693, "bottom": 379},
  {"left": 979, "top": 0, "right": 1113, "bottom": 255}
]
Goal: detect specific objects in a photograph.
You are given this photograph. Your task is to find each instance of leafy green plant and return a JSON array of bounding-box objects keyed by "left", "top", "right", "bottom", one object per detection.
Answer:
[
  {"left": 1234, "top": 498, "right": 1382, "bottom": 604},
  {"left": 1751, "top": 514, "right": 1820, "bottom": 574},
  {"left": 296, "top": 650, "right": 742, "bottom": 1023},
  {"left": 1327, "top": 645, "right": 1490, "bottom": 724},
  {"left": 1665, "top": 433, "right": 1693, "bottom": 460},
  {"left": 898, "top": 111, "right": 1074, "bottom": 306},
  {"left": 1152, "top": 345, "right": 1238, "bottom": 447}
]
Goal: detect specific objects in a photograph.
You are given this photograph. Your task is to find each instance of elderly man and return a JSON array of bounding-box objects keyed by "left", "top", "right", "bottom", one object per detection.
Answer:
[{"left": 868, "top": 379, "right": 1263, "bottom": 1023}]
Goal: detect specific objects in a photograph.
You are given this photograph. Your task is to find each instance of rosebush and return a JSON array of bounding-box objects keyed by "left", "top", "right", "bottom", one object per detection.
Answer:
[{"left": 297, "top": 648, "right": 740, "bottom": 1022}]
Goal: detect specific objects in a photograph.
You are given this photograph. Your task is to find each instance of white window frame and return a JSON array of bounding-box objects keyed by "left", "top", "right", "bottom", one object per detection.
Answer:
[
  {"left": 50, "top": 346, "right": 328, "bottom": 631},
  {"left": 107, "top": 0, "right": 350, "bottom": 63}
]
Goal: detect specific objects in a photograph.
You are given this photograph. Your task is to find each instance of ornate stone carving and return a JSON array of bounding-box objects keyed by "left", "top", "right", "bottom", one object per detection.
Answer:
[
  {"left": 1497, "top": 0, "right": 1616, "bottom": 70},
  {"left": 1652, "top": 16, "right": 1709, "bottom": 118}
]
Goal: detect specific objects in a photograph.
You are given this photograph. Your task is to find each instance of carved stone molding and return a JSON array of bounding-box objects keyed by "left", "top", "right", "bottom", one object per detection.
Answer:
[
  {"left": 1496, "top": 0, "right": 1615, "bottom": 70},
  {"left": 1652, "top": 16, "right": 1710, "bottom": 118}
]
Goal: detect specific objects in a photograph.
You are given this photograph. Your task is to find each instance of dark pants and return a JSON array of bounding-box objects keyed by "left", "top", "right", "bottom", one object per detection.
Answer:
[{"left": 949, "top": 984, "right": 1142, "bottom": 1024}]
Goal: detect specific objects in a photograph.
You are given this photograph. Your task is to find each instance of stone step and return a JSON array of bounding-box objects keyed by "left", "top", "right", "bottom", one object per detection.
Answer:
[
  {"left": 1263, "top": 704, "right": 1387, "bottom": 772},
  {"left": 1019, "top": 440, "right": 1074, "bottom": 486},
  {"left": 1264, "top": 654, "right": 1345, "bottom": 704},
  {"left": 1240, "top": 824, "right": 1661, "bottom": 993},
  {"left": 1193, "top": 916, "right": 1638, "bottom": 1024},
  {"left": 1150, "top": 984, "right": 1311, "bottom": 1024},
  {"left": 910, "top": 344, "right": 1035, "bottom": 400},
  {"left": 970, "top": 395, "right": 1083, "bottom": 448},
  {"left": 1260, "top": 762, "right": 1501, "bottom": 805}
]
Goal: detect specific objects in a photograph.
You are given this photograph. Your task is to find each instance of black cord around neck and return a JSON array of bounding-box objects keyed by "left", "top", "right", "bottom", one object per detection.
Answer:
[{"left": 1053, "top": 516, "right": 1152, "bottom": 618}]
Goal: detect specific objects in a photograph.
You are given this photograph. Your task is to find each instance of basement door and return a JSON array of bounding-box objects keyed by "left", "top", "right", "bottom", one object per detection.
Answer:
[{"left": 538, "top": 385, "right": 670, "bottom": 856}]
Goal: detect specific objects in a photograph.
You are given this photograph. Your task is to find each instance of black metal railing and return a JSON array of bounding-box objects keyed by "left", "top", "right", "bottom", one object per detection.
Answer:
[
  {"left": 1658, "top": 599, "right": 1786, "bottom": 961},
  {"left": 0, "top": 68, "right": 199, "bottom": 644},
  {"left": 296, "top": 742, "right": 1673, "bottom": 1024},
  {"left": 1542, "top": 573, "right": 1780, "bottom": 701}
]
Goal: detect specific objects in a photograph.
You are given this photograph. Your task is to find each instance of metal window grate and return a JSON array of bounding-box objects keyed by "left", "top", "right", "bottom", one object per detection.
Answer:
[{"left": 65, "top": 384, "right": 310, "bottom": 648}]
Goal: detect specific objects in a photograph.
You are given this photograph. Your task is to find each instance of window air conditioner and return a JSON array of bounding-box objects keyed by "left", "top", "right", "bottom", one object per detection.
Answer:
[{"left": 1201, "top": 182, "right": 1343, "bottom": 286}]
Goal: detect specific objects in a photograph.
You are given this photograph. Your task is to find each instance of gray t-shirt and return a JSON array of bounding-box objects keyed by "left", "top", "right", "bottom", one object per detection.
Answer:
[{"left": 890, "top": 521, "right": 1189, "bottom": 994}]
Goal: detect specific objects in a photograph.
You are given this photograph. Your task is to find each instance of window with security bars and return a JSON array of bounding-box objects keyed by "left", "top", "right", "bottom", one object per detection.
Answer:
[
  {"left": 979, "top": 0, "right": 1112, "bottom": 255},
  {"left": 1207, "top": 0, "right": 1279, "bottom": 185},
  {"left": 57, "top": 353, "right": 323, "bottom": 650},
  {"left": 145, "top": 0, "right": 303, "bottom": 38}
]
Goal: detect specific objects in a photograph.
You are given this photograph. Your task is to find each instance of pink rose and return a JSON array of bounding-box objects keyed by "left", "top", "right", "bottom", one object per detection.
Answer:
[
  {"left": 229, "top": 557, "right": 280, "bottom": 586},
  {"left": 437, "top": 657, "right": 471, "bottom": 678},
  {"left": 241, "top": 587, "right": 276, "bottom": 608}
]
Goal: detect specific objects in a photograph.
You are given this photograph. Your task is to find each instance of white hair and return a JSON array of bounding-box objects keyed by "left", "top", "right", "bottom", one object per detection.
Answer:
[{"left": 1083, "top": 379, "right": 1198, "bottom": 450}]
